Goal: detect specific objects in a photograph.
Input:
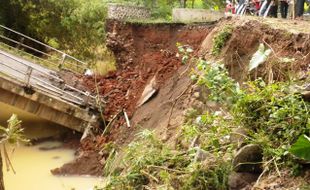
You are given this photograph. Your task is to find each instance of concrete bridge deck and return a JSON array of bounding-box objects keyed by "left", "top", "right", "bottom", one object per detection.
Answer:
[{"left": 0, "top": 49, "right": 100, "bottom": 132}]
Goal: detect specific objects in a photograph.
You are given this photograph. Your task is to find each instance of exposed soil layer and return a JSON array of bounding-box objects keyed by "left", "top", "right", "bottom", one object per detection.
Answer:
[
  {"left": 54, "top": 20, "right": 214, "bottom": 176},
  {"left": 83, "top": 20, "right": 215, "bottom": 141}
]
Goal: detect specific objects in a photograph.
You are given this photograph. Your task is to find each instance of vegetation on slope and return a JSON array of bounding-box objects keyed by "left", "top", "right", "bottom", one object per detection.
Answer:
[
  {"left": 211, "top": 25, "right": 233, "bottom": 56},
  {"left": 94, "top": 50, "right": 309, "bottom": 189}
]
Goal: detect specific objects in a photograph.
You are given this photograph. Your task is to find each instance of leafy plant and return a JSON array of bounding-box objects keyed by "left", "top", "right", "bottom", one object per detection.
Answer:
[
  {"left": 248, "top": 43, "right": 272, "bottom": 72},
  {"left": 192, "top": 59, "right": 241, "bottom": 104},
  {"left": 211, "top": 25, "right": 233, "bottom": 56},
  {"left": 290, "top": 135, "right": 310, "bottom": 161},
  {"left": 0, "top": 114, "right": 28, "bottom": 145},
  {"left": 192, "top": 57, "right": 310, "bottom": 175},
  {"left": 0, "top": 114, "right": 28, "bottom": 189},
  {"left": 100, "top": 124, "right": 233, "bottom": 190},
  {"left": 177, "top": 42, "right": 194, "bottom": 64}
]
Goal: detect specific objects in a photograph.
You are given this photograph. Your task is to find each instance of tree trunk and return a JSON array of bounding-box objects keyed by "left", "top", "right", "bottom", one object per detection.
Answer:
[
  {"left": 180, "top": 0, "right": 187, "bottom": 8},
  {"left": 0, "top": 154, "right": 4, "bottom": 190}
]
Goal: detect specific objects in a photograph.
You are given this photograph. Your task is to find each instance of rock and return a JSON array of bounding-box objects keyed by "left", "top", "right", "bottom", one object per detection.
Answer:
[
  {"left": 228, "top": 172, "right": 259, "bottom": 190},
  {"left": 304, "top": 84, "right": 310, "bottom": 91},
  {"left": 194, "top": 148, "right": 211, "bottom": 162},
  {"left": 232, "top": 144, "right": 263, "bottom": 173},
  {"left": 193, "top": 92, "right": 200, "bottom": 98},
  {"left": 301, "top": 91, "right": 310, "bottom": 101},
  {"left": 206, "top": 101, "right": 218, "bottom": 109},
  {"left": 192, "top": 84, "right": 201, "bottom": 92}
]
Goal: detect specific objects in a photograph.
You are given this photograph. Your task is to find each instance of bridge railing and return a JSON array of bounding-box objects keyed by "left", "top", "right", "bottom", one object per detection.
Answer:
[
  {"left": 0, "top": 51, "right": 101, "bottom": 108},
  {"left": 0, "top": 24, "right": 88, "bottom": 73}
]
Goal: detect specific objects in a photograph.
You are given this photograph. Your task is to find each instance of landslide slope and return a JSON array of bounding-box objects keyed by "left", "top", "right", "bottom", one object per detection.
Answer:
[
  {"left": 83, "top": 20, "right": 215, "bottom": 143},
  {"left": 95, "top": 17, "right": 310, "bottom": 189},
  {"left": 61, "top": 18, "right": 310, "bottom": 187}
]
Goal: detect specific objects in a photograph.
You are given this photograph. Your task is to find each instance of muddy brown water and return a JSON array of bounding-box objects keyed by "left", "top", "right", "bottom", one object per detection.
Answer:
[{"left": 0, "top": 102, "right": 103, "bottom": 190}]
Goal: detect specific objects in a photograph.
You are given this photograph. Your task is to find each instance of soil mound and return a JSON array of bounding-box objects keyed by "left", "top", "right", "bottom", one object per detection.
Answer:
[{"left": 199, "top": 18, "right": 309, "bottom": 82}]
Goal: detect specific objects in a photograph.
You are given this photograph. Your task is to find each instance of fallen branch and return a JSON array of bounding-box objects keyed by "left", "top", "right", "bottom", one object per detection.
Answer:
[
  {"left": 102, "top": 110, "right": 123, "bottom": 136},
  {"left": 147, "top": 165, "right": 188, "bottom": 174},
  {"left": 252, "top": 157, "right": 274, "bottom": 189},
  {"left": 94, "top": 73, "right": 106, "bottom": 127},
  {"left": 141, "top": 170, "right": 159, "bottom": 183},
  {"left": 262, "top": 39, "right": 279, "bottom": 59}
]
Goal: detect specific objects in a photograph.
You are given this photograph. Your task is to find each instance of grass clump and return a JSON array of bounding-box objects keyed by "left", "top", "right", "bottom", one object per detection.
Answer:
[
  {"left": 211, "top": 25, "right": 233, "bottom": 56},
  {"left": 233, "top": 80, "right": 309, "bottom": 173},
  {"left": 192, "top": 58, "right": 310, "bottom": 175},
  {"left": 99, "top": 119, "right": 234, "bottom": 190}
]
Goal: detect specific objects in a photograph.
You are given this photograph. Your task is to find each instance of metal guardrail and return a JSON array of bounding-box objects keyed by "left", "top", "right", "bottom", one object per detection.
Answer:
[
  {"left": 0, "top": 24, "right": 88, "bottom": 73},
  {"left": 0, "top": 51, "right": 100, "bottom": 108}
]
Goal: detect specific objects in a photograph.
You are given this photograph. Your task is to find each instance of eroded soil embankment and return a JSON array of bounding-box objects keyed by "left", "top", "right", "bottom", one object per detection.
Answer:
[
  {"left": 83, "top": 20, "right": 215, "bottom": 141},
  {"left": 53, "top": 20, "right": 215, "bottom": 176},
  {"left": 56, "top": 18, "right": 310, "bottom": 180}
]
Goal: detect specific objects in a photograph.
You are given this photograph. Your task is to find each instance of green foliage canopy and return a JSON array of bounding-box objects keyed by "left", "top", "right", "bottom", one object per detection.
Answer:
[
  {"left": 0, "top": 0, "right": 225, "bottom": 62},
  {"left": 0, "top": 0, "right": 107, "bottom": 60}
]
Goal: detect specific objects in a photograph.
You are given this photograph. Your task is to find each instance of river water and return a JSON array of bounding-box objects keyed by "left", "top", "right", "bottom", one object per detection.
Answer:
[{"left": 0, "top": 102, "right": 103, "bottom": 190}]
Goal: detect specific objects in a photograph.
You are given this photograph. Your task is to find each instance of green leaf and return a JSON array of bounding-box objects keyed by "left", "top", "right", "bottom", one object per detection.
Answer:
[
  {"left": 249, "top": 43, "right": 272, "bottom": 72},
  {"left": 182, "top": 55, "right": 189, "bottom": 64},
  {"left": 289, "top": 135, "right": 310, "bottom": 161}
]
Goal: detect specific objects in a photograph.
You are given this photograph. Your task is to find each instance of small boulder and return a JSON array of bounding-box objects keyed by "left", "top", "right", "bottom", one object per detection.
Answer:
[
  {"left": 194, "top": 148, "right": 211, "bottom": 162},
  {"left": 301, "top": 91, "right": 310, "bottom": 102},
  {"left": 228, "top": 172, "right": 259, "bottom": 190},
  {"left": 232, "top": 144, "right": 263, "bottom": 173}
]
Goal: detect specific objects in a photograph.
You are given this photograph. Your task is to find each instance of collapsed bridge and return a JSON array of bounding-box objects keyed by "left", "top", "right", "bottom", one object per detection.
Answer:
[{"left": 0, "top": 25, "right": 102, "bottom": 132}]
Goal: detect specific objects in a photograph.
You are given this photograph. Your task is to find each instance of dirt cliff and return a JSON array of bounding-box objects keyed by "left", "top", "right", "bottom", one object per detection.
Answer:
[{"left": 83, "top": 20, "right": 215, "bottom": 142}]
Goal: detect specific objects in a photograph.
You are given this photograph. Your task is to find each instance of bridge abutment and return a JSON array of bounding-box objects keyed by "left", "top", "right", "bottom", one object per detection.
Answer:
[{"left": 0, "top": 76, "right": 99, "bottom": 132}]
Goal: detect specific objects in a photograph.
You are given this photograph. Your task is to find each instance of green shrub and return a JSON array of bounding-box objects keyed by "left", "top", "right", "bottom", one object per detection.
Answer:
[
  {"left": 192, "top": 58, "right": 310, "bottom": 174},
  {"left": 211, "top": 26, "right": 233, "bottom": 56}
]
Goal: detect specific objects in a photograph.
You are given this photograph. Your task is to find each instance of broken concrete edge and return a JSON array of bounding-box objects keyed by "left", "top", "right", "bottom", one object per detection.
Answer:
[
  {"left": 0, "top": 76, "right": 97, "bottom": 120},
  {"left": 136, "top": 75, "right": 158, "bottom": 107}
]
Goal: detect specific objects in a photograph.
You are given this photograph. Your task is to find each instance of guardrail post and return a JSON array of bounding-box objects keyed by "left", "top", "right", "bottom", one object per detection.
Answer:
[
  {"left": 58, "top": 53, "right": 66, "bottom": 69},
  {"left": 17, "top": 37, "right": 24, "bottom": 49},
  {"left": 24, "top": 66, "right": 33, "bottom": 87},
  {"left": 84, "top": 91, "right": 91, "bottom": 106}
]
